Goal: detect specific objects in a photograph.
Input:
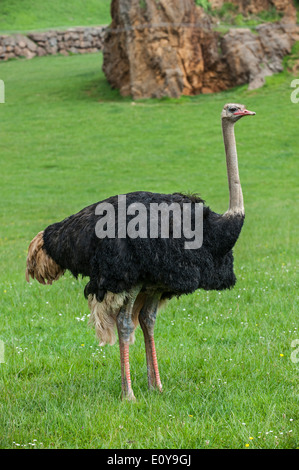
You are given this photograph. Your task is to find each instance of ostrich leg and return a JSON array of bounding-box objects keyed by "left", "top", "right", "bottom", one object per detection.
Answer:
[
  {"left": 116, "top": 285, "right": 142, "bottom": 401},
  {"left": 139, "top": 293, "right": 162, "bottom": 392}
]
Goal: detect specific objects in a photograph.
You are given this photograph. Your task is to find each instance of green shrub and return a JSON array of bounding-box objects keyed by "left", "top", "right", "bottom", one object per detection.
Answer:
[
  {"left": 258, "top": 7, "right": 283, "bottom": 22},
  {"left": 194, "top": 0, "right": 212, "bottom": 12},
  {"left": 218, "top": 2, "right": 238, "bottom": 18},
  {"left": 233, "top": 14, "right": 245, "bottom": 26}
]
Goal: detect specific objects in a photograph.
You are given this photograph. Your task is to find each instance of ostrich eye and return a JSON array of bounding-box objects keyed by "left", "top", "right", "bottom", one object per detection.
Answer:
[{"left": 228, "top": 106, "right": 238, "bottom": 113}]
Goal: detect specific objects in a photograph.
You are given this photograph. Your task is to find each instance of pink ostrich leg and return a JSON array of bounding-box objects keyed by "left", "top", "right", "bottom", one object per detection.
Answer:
[
  {"left": 139, "top": 293, "right": 162, "bottom": 391},
  {"left": 118, "top": 340, "right": 135, "bottom": 400},
  {"left": 116, "top": 285, "right": 142, "bottom": 401}
]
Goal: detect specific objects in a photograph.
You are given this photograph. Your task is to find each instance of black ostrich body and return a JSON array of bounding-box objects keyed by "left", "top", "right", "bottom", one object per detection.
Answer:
[
  {"left": 43, "top": 191, "right": 244, "bottom": 301},
  {"left": 26, "top": 103, "right": 255, "bottom": 400}
]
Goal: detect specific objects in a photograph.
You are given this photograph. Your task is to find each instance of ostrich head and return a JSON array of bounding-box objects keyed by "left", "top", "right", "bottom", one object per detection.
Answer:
[{"left": 222, "top": 103, "right": 256, "bottom": 122}]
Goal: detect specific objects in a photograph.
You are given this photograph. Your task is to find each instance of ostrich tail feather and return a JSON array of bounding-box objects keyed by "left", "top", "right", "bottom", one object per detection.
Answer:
[{"left": 26, "top": 231, "right": 65, "bottom": 285}]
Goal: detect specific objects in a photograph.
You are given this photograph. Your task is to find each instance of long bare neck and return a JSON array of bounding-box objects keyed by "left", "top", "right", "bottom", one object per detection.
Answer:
[{"left": 222, "top": 119, "right": 244, "bottom": 216}]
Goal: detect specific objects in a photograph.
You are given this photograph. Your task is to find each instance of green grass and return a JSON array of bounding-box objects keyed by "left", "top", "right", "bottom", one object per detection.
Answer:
[
  {"left": 0, "top": 52, "right": 298, "bottom": 449},
  {"left": 0, "top": 0, "right": 111, "bottom": 33}
]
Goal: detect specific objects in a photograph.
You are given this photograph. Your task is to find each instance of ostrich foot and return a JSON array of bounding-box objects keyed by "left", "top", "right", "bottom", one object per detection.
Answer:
[{"left": 122, "top": 389, "right": 136, "bottom": 402}]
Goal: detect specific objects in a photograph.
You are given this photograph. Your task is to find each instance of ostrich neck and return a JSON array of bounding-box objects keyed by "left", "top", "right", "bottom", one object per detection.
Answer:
[{"left": 222, "top": 119, "right": 244, "bottom": 216}]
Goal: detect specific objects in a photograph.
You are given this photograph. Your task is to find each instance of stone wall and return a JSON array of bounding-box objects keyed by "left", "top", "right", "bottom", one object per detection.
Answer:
[{"left": 0, "top": 26, "right": 106, "bottom": 61}]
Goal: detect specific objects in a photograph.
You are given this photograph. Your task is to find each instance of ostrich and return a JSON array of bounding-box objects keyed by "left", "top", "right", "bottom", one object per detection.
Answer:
[{"left": 26, "top": 103, "right": 255, "bottom": 400}]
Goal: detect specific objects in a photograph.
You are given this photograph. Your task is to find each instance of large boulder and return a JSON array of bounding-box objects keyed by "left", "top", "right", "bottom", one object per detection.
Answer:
[{"left": 102, "top": 0, "right": 215, "bottom": 98}]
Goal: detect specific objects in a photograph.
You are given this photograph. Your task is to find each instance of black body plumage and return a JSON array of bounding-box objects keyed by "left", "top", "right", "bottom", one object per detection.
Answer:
[{"left": 43, "top": 191, "right": 244, "bottom": 302}]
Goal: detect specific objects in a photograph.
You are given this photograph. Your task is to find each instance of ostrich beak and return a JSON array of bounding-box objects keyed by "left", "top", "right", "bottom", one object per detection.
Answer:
[{"left": 234, "top": 109, "right": 256, "bottom": 116}]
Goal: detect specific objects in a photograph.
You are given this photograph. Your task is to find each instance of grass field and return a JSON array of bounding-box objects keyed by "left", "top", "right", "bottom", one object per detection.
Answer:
[
  {"left": 0, "top": 0, "right": 111, "bottom": 33},
  {"left": 0, "top": 49, "right": 298, "bottom": 449}
]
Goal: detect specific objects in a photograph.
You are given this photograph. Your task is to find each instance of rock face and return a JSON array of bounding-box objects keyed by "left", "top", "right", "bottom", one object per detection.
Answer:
[
  {"left": 102, "top": 0, "right": 215, "bottom": 98},
  {"left": 102, "top": 0, "right": 299, "bottom": 98},
  {"left": 220, "top": 22, "right": 299, "bottom": 90}
]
